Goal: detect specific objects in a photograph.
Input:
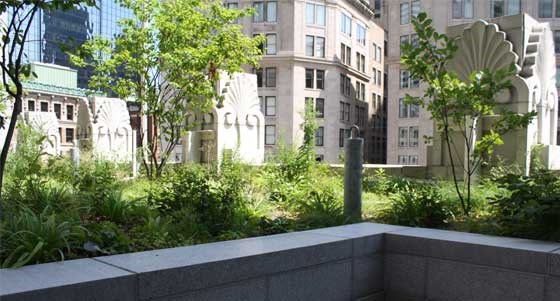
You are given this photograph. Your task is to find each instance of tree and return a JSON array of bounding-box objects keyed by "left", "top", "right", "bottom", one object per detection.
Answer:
[
  {"left": 0, "top": 0, "right": 95, "bottom": 217},
  {"left": 70, "top": 0, "right": 263, "bottom": 178},
  {"left": 401, "top": 13, "right": 536, "bottom": 216}
]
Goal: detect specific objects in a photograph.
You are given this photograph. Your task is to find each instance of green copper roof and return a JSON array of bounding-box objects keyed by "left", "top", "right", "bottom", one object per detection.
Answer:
[
  {"left": 30, "top": 63, "right": 78, "bottom": 89},
  {"left": 22, "top": 81, "right": 104, "bottom": 97}
]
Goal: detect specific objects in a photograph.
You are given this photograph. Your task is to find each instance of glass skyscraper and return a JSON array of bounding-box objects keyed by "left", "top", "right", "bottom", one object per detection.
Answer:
[{"left": 12, "top": 0, "right": 133, "bottom": 88}]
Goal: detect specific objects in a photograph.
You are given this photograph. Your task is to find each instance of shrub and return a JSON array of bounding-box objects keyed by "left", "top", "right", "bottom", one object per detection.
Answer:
[
  {"left": 0, "top": 208, "right": 86, "bottom": 268},
  {"left": 386, "top": 182, "right": 453, "bottom": 228},
  {"left": 149, "top": 161, "right": 252, "bottom": 237},
  {"left": 297, "top": 189, "right": 346, "bottom": 228},
  {"left": 490, "top": 171, "right": 560, "bottom": 241},
  {"left": 363, "top": 169, "right": 413, "bottom": 194}
]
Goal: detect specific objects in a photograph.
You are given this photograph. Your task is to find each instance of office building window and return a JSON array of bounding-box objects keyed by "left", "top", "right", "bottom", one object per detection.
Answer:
[
  {"left": 398, "top": 127, "right": 409, "bottom": 147},
  {"left": 265, "top": 96, "right": 276, "bottom": 116},
  {"left": 253, "top": 1, "right": 277, "bottom": 22},
  {"left": 356, "top": 81, "right": 365, "bottom": 101},
  {"left": 316, "top": 70, "right": 324, "bottom": 89},
  {"left": 376, "top": 46, "right": 382, "bottom": 62},
  {"left": 356, "top": 23, "right": 366, "bottom": 45},
  {"left": 40, "top": 102, "right": 49, "bottom": 112},
  {"left": 340, "top": 74, "right": 351, "bottom": 96},
  {"left": 410, "top": 103, "right": 420, "bottom": 117},
  {"left": 265, "top": 67, "right": 276, "bottom": 87},
  {"left": 53, "top": 103, "right": 62, "bottom": 119},
  {"left": 400, "top": 69, "right": 409, "bottom": 88},
  {"left": 341, "top": 13, "right": 352, "bottom": 35},
  {"left": 226, "top": 2, "right": 239, "bottom": 23},
  {"left": 316, "top": 37, "right": 325, "bottom": 57},
  {"left": 305, "top": 68, "right": 314, "bottom": 88},
  {"left": 400, "top": 2, "right": 410, "bottom": 24},
  {"left": 411, "top": 1, "right": 421, "bottom": 17},
  {"left": 409, "top": 126, "right": 419, "bottom": 147},
  {"left": 316, "top": 98, "right": 324, "bottom": 118},
  {"left": 265, "top": 125, "right": 276, "bottom": 145},
  {"left": 539, "top": 0, "right": 553, "bottom": 18},
  {"left": 345, "top": 103, "right": 350, "bottom": 121},
  {"left": 399, "top": 98, "right": 408, "bottom": 118},
  {"left": 339, "top": 128, "right": 345, "bottom": 147},
  {"left": 306, "top": 35, "right": 314, "bottom": 56},
  {"left": 65, "top": 128, "right": 74, "bottom": 143},
  {"left": 556, "top": 31, "right": 560, "bottom": 52},
  {"left": 409, "top": 155, "right": 418, "bottom": 165},
  {"left": 507, "top": 0, "right": 520, "bottom": 15},
  {"left": 254, "top": 68, "right": 263, "bottom": 87},
  {"left": 341, "top": 43, "right": 351, "bottom": 65},
  {"left": 557, "top": 0, "right": 560, "bottom": 17},
  {"left": 306, "top": 3, "right": 325, "bottom": 26},
  {"left": 315, "top": 126, "right": 324, "bottom": 146},
  {"left": 452, "top": 0, "right": 473, "bottom": 19},
  {"left": 266, "top": 34, "right": 277, "bottom": 54},
  {"left": 492, "top": 0, "right": 504, "bottom": 17},
  {"left": 398, "top": 155, "right": 409, "bottom": 164},
  {"left": 377, "top": 70, "right": 382, "bottom": 86},
  {"left": 66, "top": 105, "right": 74, "bottom": 120},
  {"left": 259, "top": 96, "right": 264, "bottom": 113},
  {"left": 27, "top": 100, "right": 35, "bottom": 111},
  {"left": 373, "top": 43, "right": 378, "bottom": 61},
  {"left": 339, "top": 102, "right": 345, "bottom": 120},
  {"left": 411, "top": 76, "right": 420, "bottom": 88}
]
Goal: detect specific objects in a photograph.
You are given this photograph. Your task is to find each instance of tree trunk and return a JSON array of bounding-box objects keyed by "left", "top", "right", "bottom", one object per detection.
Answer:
[{"left": 0, "top": 93, "right": 22, "bottom": 218}]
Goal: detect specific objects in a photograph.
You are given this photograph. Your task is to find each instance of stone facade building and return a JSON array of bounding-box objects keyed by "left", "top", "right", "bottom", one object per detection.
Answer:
[
  {"left": 380, "top": 0, "right": 560, "bottom": 165},
  {"left": 228, "top": 0, "right": 385, "bottom": 163}
]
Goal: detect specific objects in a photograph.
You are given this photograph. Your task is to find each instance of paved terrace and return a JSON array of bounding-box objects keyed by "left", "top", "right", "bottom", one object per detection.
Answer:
[{"left": 1, "top": 223, "right": 560, "bottom": 300}]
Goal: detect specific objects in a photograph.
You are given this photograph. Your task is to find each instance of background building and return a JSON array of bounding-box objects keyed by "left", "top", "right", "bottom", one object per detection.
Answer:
[
  {"left": 228, "top": 0, "right": 385, "bottom": 163},
  {"left": 8, "top": 0, "right": 132, "bottom": 89},
  {"left": 381, "top": 0, "right": 560, "bottom": 165}
]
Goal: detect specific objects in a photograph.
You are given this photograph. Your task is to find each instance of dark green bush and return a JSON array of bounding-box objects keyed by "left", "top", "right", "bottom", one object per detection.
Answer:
[
  {"left": 149, "top": 162, "right": 252, "bottom": 237},
  {"left": 363, "top": 169, "right": 413, "bottom": 194},
  {"left": 386, "top": 182, "right": 452, "bottom": 228},
  {"left": 0, "top": 208, "right": 86, "bottom": 268},
  {"left": 490, "top": 171, "right": 560, "bottom": 241}
]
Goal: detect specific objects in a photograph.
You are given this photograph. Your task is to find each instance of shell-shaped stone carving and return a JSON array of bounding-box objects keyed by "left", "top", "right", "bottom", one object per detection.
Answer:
[
  {"left": 221, "top": 73, "right": 261, "bottom": 125},
  {"left": 447, "top": 20, "right": 520, "bottom": 82},
  {"left": 93, "top": 99, "right": 131, "bottom": 132},
  {"left": 533, "top": 26, "right": 557, "bottom": 110}
]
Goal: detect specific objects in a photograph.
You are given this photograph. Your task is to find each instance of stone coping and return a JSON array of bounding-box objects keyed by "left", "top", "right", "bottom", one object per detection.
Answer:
[{"left": 1, "top": 222, "right": 560, "bottom": 300}]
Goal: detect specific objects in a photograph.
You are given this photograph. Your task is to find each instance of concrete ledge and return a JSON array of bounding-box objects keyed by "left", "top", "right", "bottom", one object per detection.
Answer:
[
  {"left": 0, "top": 258, "right": 136, "bottom": 301},
  {"left": 2, "top": 223, "right": 559, "bottom": 301},
  {"left": 385, "top": 227, "right": 560, "bottom": 273}
]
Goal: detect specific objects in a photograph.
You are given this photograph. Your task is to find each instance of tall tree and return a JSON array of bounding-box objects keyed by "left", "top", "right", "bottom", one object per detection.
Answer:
[
  {"left": 401, "top": 13, "right": 536, "bottom": 216},
  {"left": 0, "top": 0, "right": 95, "bottom": 217},
  {"left": 70, "top": 0, "right": 263, "bottom": 178}
]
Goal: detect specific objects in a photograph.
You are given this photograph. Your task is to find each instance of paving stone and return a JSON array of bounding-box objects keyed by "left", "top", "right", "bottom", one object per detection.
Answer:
[
  {"left": 545, "top": 276, "right": 560, "bottom": 301},
  {"left": 96, "top": 231, "right": 352, "bottom": 299},
  {"left": 384, "top": 254, "right": 426, "bottom": 300},
  {"left": 268, "top": 260, "right": 352, "bottom": 301},
  {"left": 159, "top": 278, "right": 266, "bottom": 301},
  {"left": 426, "top": 258, "right": 544, "bottom": 301},
  {"left": 387, "top": 227, "right": 560, "bottom": 273},
  {"left": 0, "top": 258, "right": 135, "bottom": 301},
  {"left": 308, "top": 223, "right": 407, "bottom": 256},
  {"left": 549, "top": 249, "right": 560, "bottom": 276},
  {"left": 352, "top": 255, "right": 384, "bottom": 299},
  {"left": 354, "top": 291, "right": 384, "bottom": 301}
]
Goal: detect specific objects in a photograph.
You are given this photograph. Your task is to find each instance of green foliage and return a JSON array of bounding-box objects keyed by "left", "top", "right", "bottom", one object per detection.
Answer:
[
  {"left": 148, "top": 161, "right": 253, "bottom": 237},
  {"left": 70, "top": 0, "right": 263, "bottom": 178},
  {"left": 490, "top": 171, "right": 560, "bottom": 241},
  {"left": 401, "top": 12, "right": 536, "bottom": 216},
  {"left": 363, "top": 169, "right": 412, "bottom": 195},
  {"left": 0, "top": 208, "right": 85, "bottom": 268},
  {"left": 386, "top": 182, "right": 453, "bottom": 228}
]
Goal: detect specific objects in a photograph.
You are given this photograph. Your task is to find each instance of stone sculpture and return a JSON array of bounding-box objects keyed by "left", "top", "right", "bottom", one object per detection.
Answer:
[
  {"left": 77, "top": 96, "right": 134, "bottom": 162},
  {"left": 183, "top": 72, "right": 265, "bottom": 164},
  {"left": 21, "top": 111, "right": 61, "bottom": 156},
  {"left": 429, "top": 14, "right": 560, "bottom": 176}
]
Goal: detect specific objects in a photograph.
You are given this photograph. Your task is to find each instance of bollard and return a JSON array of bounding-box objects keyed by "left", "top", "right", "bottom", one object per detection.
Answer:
[
  {"left": 344, "top": 125, "right": 363, "bottom": 220},
  {"left": 71, "top": 140, "right": 80, "bottom": 168}
]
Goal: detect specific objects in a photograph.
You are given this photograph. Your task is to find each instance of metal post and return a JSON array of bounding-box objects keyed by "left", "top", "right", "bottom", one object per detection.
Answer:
[
  {"left": 344, "top": 125, "right": 363, "bottom": 220},
  {"left": 71, "top": 140, "right": 80, "bottom": 168}
]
